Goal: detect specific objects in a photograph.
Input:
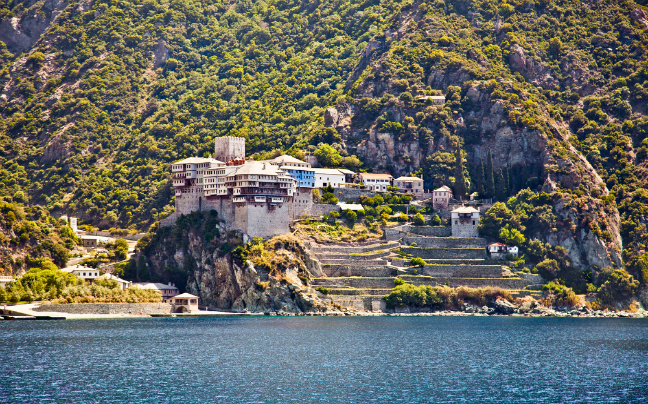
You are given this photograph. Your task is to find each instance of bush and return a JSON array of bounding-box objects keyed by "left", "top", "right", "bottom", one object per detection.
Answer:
[
  {"left": 409, "top": 257, "right": 426, "bottom": 267},
  {"left": 534, "top": 259, "right": 560, "bottom": 280},
  {"left": 430, "top": 214, "right": 442, "bottom": 226},
  {"left": 412, "top": 212, "right": 425, "bottom": 225},
  {"left": 394, "top": 277, "right": 405, "bottom": 286},
  {"left": 383, "top": 284, "right": 442, "bottom": 309},
  {"left": 542, "top": 282, "right": 580, "bottom": 307},
  {"left": 315, "top": 286, "right": 329, "bottom": 295},
  {"left": 596, "top": 269, "right": 639, "bottom": 306}
]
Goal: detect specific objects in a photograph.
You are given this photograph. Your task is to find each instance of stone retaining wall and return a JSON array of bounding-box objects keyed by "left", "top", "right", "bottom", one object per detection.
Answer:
[
  {"left": 422, "top": 265, "right": 503, "bottom": 278},
  {"left": 313, "top": 277, "right": 396, "bottom": 289},
  {"left": 402, "top": 247, "right": 487, "bottom": 259},
  {"left": 311, "top": 242, "right": 398, "bottom": 254},
  {"left": 34, "top": 303, "right": 172, "bottom": 315},
  {"left": 320, "top": 250, "right": 391, "bottom": 260},
  {"left": 410, "top": 226, "right": 452, "bottom": 237},
  {"left": 322, "top": 265, "right": 397, "bottom": 277},
  {"left": 328, "top": 295, "right": 386, "bottom": 312},
  {"left": 333, "top": 188, "right": 378, "bottom": 202},
  {"left": 403, "top": 236, "right": 489, "bottom": 248},
  {"left": 424, "top": 277, "right": 530, "bottom": 289},
  {"left": 321, "top": 259, "right": 388, "bottom": 265},
  {"left": 306, "top": 204, "right": 340, "bottom": 217}
]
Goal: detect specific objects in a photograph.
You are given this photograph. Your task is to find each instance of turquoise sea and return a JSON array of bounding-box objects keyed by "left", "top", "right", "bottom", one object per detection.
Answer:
[{"left": 1, "top": 316, "right": 647, "bottom": 403}]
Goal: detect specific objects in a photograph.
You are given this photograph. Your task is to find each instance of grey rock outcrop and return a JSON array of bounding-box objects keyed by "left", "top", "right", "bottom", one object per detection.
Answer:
[{"left": 508, "top": 44, "right": 557, "bottom": 89}]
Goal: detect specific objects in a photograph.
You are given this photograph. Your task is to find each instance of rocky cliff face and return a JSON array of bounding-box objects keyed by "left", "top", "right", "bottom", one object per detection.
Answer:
[
  {"left": 141, "top": 217, "right": 330, "bottom": 313},
  {"left": 0, "top": 0, "right": 67, "bottom": 54}
]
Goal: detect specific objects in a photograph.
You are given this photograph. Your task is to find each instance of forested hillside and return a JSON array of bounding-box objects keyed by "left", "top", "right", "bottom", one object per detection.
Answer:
[{"left": 0, "top": 0, "right": 647, "bottom": 291}]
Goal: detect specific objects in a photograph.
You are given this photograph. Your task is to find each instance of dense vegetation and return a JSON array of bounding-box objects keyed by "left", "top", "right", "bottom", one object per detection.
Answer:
[
  {"left": 383, "top": 283, "right": 512, "bottom": 310},
  {"left": 0, "top": 265, "right": 160, "bottom": 303},
  {"left": 0, "top": 199, "right": 77, "bottom": 273},
  {"left": 1, "top": 0, "right": 648, "bottom": 304}
]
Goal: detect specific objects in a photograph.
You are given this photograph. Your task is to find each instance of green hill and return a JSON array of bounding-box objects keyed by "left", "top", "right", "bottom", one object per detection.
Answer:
[{"left": 0, "top": 0, "right": 647, "bottom": 293}]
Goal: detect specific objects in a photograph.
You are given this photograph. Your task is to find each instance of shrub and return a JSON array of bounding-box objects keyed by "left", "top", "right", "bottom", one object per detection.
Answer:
[
  {"left": 430, "top": 214, "right": 442, "bottom": 226},
  {"left": 412, "top": 212, "right": 425, "bottom": 225},
  {"left": 315, "top": 286, "right": 329, "bottom": 295},
  {"left": 394, "top": 277, "right": 405, "bottom": 286},
  {"left": 383, "top": 284, "right": 442, "bottom": 309},
  {"left": 596, "top": 269, "right": 639, "bottom": 306},
  {"left": 534, "top": 259, "right": 560, "bottom": 280},
  {"left": 542, "top": 282, "right": 580, "bottom": 307},
  {"left": 409, "top": 257, "right": 426, "bottom": 267}
]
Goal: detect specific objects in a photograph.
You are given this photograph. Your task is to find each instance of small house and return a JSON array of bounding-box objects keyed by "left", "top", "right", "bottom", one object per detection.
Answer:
[
  {"left": 433, "top": 186, "right": 453, "bottom": 210},
  {"left": 169, "top": 293, "right": 200, "bottom": 313},
  {"left": 97, "top": 273, "right": 130, "bottom": 290},
  {"left": 487, "top": 242, "right": 519, "bottom": 259},
  {"left": 61, "top": 265, "right": 100, "bottom": 282},
  {"left": 358, "top": 173, "right": 393, "bottom": 192},
  {"left": 394, "top": 176, "right": 424, "bottom": 197},
  {"left": 132, "top": 282, "right": 180, "bottom": 302}
]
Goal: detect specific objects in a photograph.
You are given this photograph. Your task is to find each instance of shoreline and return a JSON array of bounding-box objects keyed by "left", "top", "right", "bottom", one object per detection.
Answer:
[{"left": 2, "top": 303, "right": 646, "bottom": 320}]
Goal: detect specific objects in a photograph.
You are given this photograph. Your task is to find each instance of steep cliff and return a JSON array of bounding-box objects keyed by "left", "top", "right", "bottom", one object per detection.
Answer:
[{"left": 134, "top": 211, "right": 330, "bottom": 313}]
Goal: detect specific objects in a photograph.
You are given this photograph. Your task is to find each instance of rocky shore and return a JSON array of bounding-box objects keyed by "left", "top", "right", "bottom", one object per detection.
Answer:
[{"left": 259, "top": 302, "right": 648, "bottom": 319}]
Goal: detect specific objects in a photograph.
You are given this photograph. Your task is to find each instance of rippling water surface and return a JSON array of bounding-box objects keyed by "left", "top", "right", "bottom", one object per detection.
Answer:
[{"left": 1, "top": 316, "right": 647, "bottom": 403}]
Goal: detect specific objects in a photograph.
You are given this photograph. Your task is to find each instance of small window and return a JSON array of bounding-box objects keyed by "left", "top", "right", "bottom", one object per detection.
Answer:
[{"left": 473, "top": 221, "right": 475, "bottom": 225}]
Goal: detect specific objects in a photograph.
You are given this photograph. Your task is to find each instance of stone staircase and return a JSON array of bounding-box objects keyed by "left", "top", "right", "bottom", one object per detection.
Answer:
[
  {"left": 306, "top": 234, "right": 537, "bottom": 312},
  {"left": 308, "top": 241, "right": 401, "bottom": 311}
]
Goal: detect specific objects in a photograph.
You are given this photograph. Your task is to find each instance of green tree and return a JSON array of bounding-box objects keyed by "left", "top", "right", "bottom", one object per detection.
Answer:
[
  {"left": 485, "top": 149, "right": 495, "bottom": 198},
  {"left": 475, "top": 157, "right": 485, "bottom": 196},
  {"left": 499, "top": 224, "right": 526, "bottom": 246},
  {"left": 453, "top": 148, "right": 468, "bottom": 199},
  {"left": 596, "top": 270, "right": 639, "bottom": 305},
  {"left": 314, "top": 144, "right": 342, "bottom": 167},
  {"left": 430, "top": 214, "right": 442, "bottom": 226},
  {"left": 412, "top": 212, "right": 425, "bottom": 225}
]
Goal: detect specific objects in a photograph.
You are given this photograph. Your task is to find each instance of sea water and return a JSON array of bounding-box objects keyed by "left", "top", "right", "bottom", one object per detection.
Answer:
[{"left": 1, "top": 316, "right": 647, "bottom": 403}]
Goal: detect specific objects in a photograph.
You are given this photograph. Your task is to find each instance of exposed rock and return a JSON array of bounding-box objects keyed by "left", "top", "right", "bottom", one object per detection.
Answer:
[
  {"left": 0, "top": 0, "right": 67, "bottom": 54},
  {"left": 324, "top": 107, "right": 339, "bottom": 127},
  {"left": 493, "top": 298, "right": 516, "bottom": 314},
  {"left": 153, "top": 39, "right": 170, "bottom": 66},
  {"left": 631, "top": 8, "right": 648, "bottom": 29},
  {"left": 508, "top": 44, "right": 557, "bottom": 89}
]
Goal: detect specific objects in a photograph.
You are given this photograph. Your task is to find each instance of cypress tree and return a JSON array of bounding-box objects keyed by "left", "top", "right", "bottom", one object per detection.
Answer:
[
  {"left": 485, "top": 149, "right": 495, "bottom": 197},
  {"left": 495, "top": 168, "right": 507, "bottom": 201},
  {"left": 476, "top": 157, "right": 485, "bottom": 196},
  {"left": 453, "top": 148, "right": 468, "bottom": 198},
  {"left": 503, "top": 165, "right": 510, "bottom": 197}
]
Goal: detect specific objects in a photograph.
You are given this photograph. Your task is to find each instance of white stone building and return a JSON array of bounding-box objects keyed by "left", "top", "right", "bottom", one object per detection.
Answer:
[
  {"left": 132, "top": 282, "right": 180, "bottom": 302},
  {"left": 61, "top": 265, "right": 100, "bottom": 282},
  {"left": 394, "top": 176, "right": 424, "bottom": 197},
  {"left": 313, "top": 168, "right": 346, "bottom": 188},
  {"left": 433, "top": 185, "right": 453, "bottom": 210},
  {"left": 451, "top": 206, "right": 479, "bottom": 238},
  {"left": 169, "top": 293, "right": 200, "bottom": 313},
  {"left": 487, "top": 243, "right": 519, "bottom": 259},
  {"left": 358, "top": 173, "right": 393, "bottom": 191}
]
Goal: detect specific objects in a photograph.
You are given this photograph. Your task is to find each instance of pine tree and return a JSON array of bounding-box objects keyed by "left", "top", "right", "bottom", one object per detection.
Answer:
[
  {"left": 453, "top": 148, "right": 468, "bottom": 198},
  {"left": 485, "top": 149, "right": 495, "bottom": 197},
  {"left": 476, "top": 157, "right": 485, "bottom": 196}
]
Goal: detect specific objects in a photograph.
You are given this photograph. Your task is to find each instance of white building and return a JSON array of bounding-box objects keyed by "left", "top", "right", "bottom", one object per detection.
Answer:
[
  {"left": 132, "top": 282, "right": 180, "bottom": 302},
  {"left": 313, "top": 168, "right": 346, "bottom": 188},
  {"left": 451, "top": 206, "right": 479, "bottom": 238},
  {"left": 169, "top": 293, "right": 200, "bottom": 313},
  {"left": 394, "top": 176, "right": 424, "bottom": 197},
  {"left": 358, "top": 173, "right": 393, "bottom": 192},
  {"left": 97, "top": 273, "right": 130, "bottom": 290},
  {"left": 433, "top": 185, "right": 453, "bottom": 209},
  {"left": 487, "top": 243, "right": 519, "bottom": 259},
  {"left": 61, "top": 265, "right": 100, "bottom": 282}
]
